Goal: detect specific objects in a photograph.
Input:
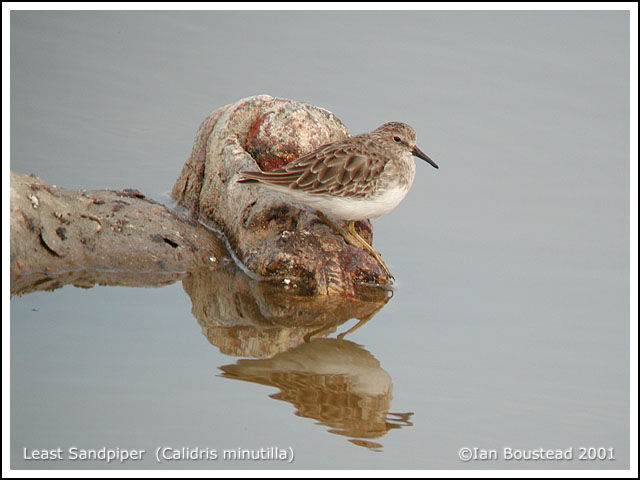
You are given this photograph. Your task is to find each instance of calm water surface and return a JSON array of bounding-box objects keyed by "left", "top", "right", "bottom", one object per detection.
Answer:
[{"left": 10, "top": 11, "right": 630, "bottom": 469}]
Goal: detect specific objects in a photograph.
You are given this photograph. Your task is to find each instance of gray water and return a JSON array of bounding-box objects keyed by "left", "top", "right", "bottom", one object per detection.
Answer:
[{"left": 10, "top": 11, "right": 630, "bottom": 470}]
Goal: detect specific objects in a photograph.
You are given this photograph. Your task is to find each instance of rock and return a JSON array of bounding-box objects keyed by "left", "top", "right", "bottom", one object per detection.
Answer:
[{"left": 171, "top": 95, "right": 391, "bottom": 295}]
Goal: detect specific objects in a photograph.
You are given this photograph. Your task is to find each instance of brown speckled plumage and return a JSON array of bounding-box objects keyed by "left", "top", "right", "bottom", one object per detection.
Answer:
[
  {"left": 238, "top": 122, "right": 432, "bottom": 203},
  {"left": 238, "top": 121, "right": 438, "bottom": 278}
]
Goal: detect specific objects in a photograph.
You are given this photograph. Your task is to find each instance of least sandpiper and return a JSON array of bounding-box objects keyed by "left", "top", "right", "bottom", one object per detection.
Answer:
[{"left": 237, "top": 122, "right": 438, "bottom": 278}]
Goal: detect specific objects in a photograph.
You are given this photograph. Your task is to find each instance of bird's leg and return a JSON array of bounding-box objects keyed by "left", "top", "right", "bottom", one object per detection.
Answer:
[
  {"left": 337, "top": 313, "right": 375, "bottom": 340},
  {"left": 315, "top": 211, "right": 360, "bottom": 248},
  {"left": 303, "top": 321, "right": 339, "bottom": 343},
  {"left": 347, "top": 221, "right": 394, "bottom": 279},
  {"left": 315, "top": 211, "right": 394, "bottom": 279}
]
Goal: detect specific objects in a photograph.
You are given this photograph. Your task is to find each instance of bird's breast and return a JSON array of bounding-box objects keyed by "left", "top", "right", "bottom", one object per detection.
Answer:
[{"left": 380, "top": 155, "right": 416, "bottom": 192}]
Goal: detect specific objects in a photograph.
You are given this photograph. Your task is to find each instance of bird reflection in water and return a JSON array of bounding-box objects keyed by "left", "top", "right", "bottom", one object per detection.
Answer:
[
  {"left": 220, "top": 338, "right": 413, "bottom": 451},
  {"left": 192, "top": 266, "right": 413, "bottom": 450},
  {"left": 12, "top": 256, "right": 415, "bottom": 450}
]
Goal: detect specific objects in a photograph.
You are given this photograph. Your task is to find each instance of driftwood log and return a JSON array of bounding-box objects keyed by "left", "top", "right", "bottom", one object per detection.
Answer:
[
  {"left": 10, "top": 168, "right": 391, "bottom": 356},
  {"left": 9, "top": 171, "right": 228, "bottom": 295},
  {"left": 11, "top": 95, "right": 392, "bottom": 297},
  {"left": 9, "top": 169, "right": 391, "bottom": 356},
  {"left": 9, "top": 97, "right": 401, "bottom": 447},
  {"left": 171, "top": 95, "right": 391, "bottom": 295}
]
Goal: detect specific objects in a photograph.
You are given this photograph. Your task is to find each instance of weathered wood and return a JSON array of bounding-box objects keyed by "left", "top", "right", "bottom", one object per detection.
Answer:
[
  {"left": 171, "top": 95, "right": 391, "bottom": 295},
  {"left": 11, "top": 96, "right": 392, "bottom": 297},
  {"left": 10, "top": 171, "right": 227, "bottom": 295}
]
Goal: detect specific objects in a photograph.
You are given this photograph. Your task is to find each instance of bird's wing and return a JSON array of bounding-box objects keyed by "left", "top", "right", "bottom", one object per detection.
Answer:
[{"left": 238, "top": 142, "right": 388, "bottom": 198}]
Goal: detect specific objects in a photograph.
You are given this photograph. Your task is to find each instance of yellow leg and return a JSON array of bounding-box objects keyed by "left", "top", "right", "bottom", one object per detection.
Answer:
[
  {"left": 303, "top": 313, "right": 374, "bottom": 342},
  {"left": 303, "top": 321, "right": 339, "bottom": 343},
  {"left": 337, "top": 315, "right": 374, "bottom": 339},
  {"left": 347, "top": 221, "right": 394, "bottom": 279},
  {"left": 315, "top": 211, "right": 393, "bottom": 279},
  {"left": 315, "top": 211, "right": 359, "bottom": 248}
]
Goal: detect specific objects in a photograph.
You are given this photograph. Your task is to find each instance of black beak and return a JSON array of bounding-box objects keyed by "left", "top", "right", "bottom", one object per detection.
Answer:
[{"left": 413, "top": 146, "right": 439, "bottom": 169}]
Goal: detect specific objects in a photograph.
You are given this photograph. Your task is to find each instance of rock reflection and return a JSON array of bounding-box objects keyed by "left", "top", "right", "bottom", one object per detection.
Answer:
[
  {"left": 220, "top": 338, "right": 413, "bottom": 450},
  {"left": 185, "top": 266, "right": 412, "bottom": 449},
  {"left": 10, "top": 269, "right": 187, "bottom": 297},
  {"left": 13, "top": 260, "right": 413, "bottom": 449},
  {"left": 182, "top": 265, "right": 391, "bottom": 358}
]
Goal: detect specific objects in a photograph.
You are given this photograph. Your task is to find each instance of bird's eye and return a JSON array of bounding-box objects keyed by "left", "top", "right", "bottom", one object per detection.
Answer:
[{"left": 393, "top": 136, "right": 401, "bottom": 143}]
